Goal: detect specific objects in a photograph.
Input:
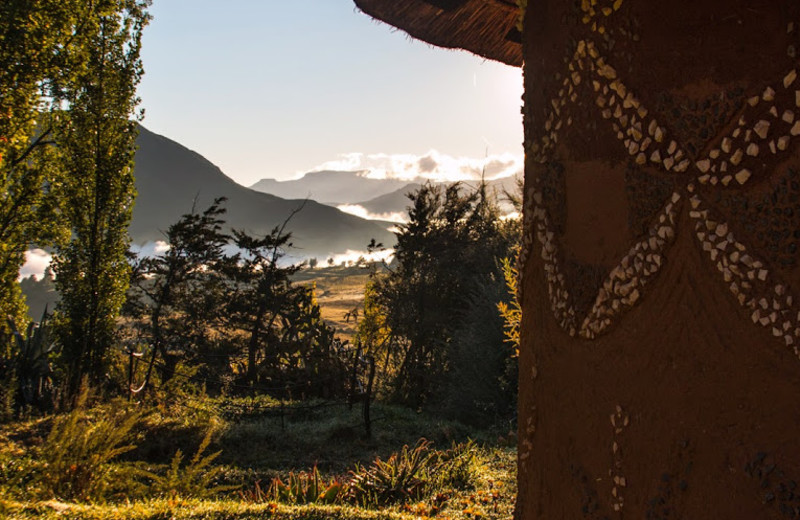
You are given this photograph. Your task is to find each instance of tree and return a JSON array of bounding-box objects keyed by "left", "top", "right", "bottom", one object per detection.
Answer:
[
  {"left": 354, "top": 280, "right": 396, "bottom": 396},
  {"left": 0, "top": 0, "right": 87, "bottom": 330},
  {"left": 228, "top": 221, "right": 302, "bottom": 382},
  {"left": 52, "top": 0, "right": 150, "bottom": 394},
  {"left": 227, "top": 210, "right": 346, "bottom": 395},
  {"left": 126, "top": 198, "right": 231, "bottom": 390},
  {"left": 370, "top": 181, "right": 518, "bottom": 406}
]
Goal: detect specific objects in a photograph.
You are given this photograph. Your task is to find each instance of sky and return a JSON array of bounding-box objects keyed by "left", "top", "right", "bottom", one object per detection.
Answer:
[{"left": 136, "top": 0, "right": 524, "bottom": 186}]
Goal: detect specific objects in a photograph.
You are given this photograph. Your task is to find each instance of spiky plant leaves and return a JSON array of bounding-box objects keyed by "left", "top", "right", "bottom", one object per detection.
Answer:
[
  {"left": 138, "top": 428, "right": 234, "bottom": 499},
  {"left": 32, "top": 384, "right": 141, "bottom": 501}
]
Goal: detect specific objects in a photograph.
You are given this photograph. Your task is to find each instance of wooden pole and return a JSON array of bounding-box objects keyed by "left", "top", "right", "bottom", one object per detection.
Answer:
[{"left": 363, "top": 355, "right": 376, "bottom": 438}]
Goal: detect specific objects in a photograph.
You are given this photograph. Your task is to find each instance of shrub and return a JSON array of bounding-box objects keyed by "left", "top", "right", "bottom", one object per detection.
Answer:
[
  {"left": 346, "top": 439, "right": 434, "bottom": 507},
  {"left": 345, "top": 439, "right": 481, "bottom": 507},
  {"left": 137, "top": 428, "right": 234, "bottom": 499},
  {"left": 27, "top": 387, "right": 141, "bottom": 501}
]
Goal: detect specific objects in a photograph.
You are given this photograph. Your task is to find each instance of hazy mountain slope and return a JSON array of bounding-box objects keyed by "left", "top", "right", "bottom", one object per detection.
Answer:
[
  {"left": 250, "top": 170, "right": 413, "bottom": 204},
  {"left": 131, "top": 126, "right": 393, "bottom": 256},
  {"left": 355, "top": 183, "right": 422, "bottom": 214}
]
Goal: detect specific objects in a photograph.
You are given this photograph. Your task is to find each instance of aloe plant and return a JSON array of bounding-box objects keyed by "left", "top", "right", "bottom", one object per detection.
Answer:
[
  {"left": 347, "top": 439, "right": 434, "bottom": 506},
  {"left": 267, "top": 465, "right": 344, "bottom": 505},
  {"left": 5, "top": 307, "right": 57, "bottom": 408}
]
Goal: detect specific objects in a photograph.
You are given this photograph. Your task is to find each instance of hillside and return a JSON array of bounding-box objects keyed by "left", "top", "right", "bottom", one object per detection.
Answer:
[
  {"left": 130, "top": 126, "right": 394, "bottom": 257},
  {"left": 355, "top": 182, "right": 422, "bottom": 214}
]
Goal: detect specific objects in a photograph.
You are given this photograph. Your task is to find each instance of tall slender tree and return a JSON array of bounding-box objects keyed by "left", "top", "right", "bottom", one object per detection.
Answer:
[{"left": 52, "top": 0, "right": 150, "bottom": 393}]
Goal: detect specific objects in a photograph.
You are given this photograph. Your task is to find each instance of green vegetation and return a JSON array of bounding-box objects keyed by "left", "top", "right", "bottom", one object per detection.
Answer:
[
  {"left": 357, "top": 182, "right": 520, "bottom": 424},
  {"left": 121, "top": 199, "right": 347, "bottom": 399},
  {"left": 0, "top": 0, "right": 151, "bottom": 401},
  {"left": 1, "top": 5, "right": 521, "bottom": 519},
  {"left": 53, "top": 0, "right": 149, "bottom": 395},
  {"left": 2, "top": 180, "right": 521, "bottom": 518},
  {"left": 0, "top": 391, "right": 516, "bottom": 519}
]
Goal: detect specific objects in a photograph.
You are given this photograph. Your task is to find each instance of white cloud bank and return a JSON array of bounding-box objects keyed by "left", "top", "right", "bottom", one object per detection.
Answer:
[
  {"left": 310, "top": 150, "right": 522, "bottom": 183},
  {"left": 336, "top": 204, "right": 408, "bottom": 224},
  {"left": 19, "top": 241, "right": 173, "bottom": 281},
  {"left": 19, "top": 240, "right": 395, "bottom": 280}
]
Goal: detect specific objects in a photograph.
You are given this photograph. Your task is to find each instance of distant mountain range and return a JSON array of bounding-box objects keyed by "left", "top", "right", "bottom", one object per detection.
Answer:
[
  {"left": 131, "top": 126, "right": 394, "bottom": 257},
  {"left": 250, "top": 171, "right": 415, "bottom": 204},
  {"left": 251, "top": 172, "right": 522, "bottom": 219},
  {"left": 343, "top": 177, "right": 521, "bottom": 217}
]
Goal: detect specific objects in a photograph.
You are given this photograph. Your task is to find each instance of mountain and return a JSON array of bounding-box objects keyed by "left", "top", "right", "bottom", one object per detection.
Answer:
[
  {"left": 131, "top": 126, "right": 394, "bottom": 257},
  {"left": 348, "top": 177, "right": 522, "bottom": 217},
  {"left": 250, "top": 170, "right": 414, "bottom": 204},
  {"left": 355, "top": 183, "right": 422, "bottom": 215}
]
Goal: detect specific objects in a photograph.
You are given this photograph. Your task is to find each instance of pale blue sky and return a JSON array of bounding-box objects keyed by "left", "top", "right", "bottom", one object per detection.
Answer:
[{"left": 137, "top": 0, "right": 523, "bottom": 185}]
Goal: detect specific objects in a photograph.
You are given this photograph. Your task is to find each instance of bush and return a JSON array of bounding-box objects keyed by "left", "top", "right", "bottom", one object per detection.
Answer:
[
  {"left": 430, "top": 440, "right": 479, "bottom": 491},
  {"left": 137, "top": 429, "right": 234, "bottom": 499},
  {"left": 346, "top": 439, "right": 478, "bottom": 507},
  {"left": 25, "top": 388, "right": 141, "bottom": 501}
]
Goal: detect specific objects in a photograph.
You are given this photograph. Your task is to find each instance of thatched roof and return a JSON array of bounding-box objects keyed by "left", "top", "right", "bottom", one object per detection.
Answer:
[{"left": 354, "top": 0, "right": 522, "bottom": 68}]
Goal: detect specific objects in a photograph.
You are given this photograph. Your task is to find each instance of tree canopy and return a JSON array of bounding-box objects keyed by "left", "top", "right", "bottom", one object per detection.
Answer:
[{"left": 362, "top": 181, "right": 520, "bottom": 416}]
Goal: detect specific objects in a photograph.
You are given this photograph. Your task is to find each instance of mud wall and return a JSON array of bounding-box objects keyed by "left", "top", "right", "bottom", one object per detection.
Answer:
[{"left": 518, "top": 0, "right": 800, "bottom": 517}]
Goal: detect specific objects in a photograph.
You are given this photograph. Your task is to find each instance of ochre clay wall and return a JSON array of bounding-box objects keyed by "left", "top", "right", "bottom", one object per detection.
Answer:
[{"left": 518, "top": 0, "right": 800, "bottom": 517}]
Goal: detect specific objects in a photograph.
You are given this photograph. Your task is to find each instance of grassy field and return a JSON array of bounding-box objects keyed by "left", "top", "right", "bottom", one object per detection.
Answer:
[
  {"left": 294, "top": 265, "right": 375, "bottom": 340},
  {"left": 0, "top": 395, "right": 517, "bottom": 520}
]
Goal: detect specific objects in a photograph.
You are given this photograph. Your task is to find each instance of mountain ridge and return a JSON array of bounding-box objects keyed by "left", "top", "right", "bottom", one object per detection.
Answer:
[
  {"left": 250, "top": 170, "right": 418, "bottom": 204},
  {"left": 131, "top": 126, "right": 394, "bottom": 257}
]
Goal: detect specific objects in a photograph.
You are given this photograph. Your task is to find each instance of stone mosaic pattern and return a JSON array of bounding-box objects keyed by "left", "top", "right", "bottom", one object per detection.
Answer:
[
  {"left": 524, "top": 186, "right": 579, "bottom": 336},
  {"left": 579, "top": 193, "right": 680, "bottom": 339},
  {"left": 654, "top": 88, "right": 746, "bottom": 159},
  {"left": 609, "top": 405, "right": 630, "bottom": 513},
  {"left": 688, "top": 185, "right": 800, "bottom": 356},
  {"left": 694, "top": 70, "right": 800, "bottom": 188},
  {"left": 519, "top": 9, "right": 800, "bottom": 359},
  {"left": 625, "top": 164, "right": 676, "bottom": 241},
  {"left": 706, "top": 167, "right": 800, "bottom": 271}
]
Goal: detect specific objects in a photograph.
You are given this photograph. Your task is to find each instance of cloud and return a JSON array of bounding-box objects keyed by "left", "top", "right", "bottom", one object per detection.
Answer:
[
  {"left": 18, "top": 242, "right": 174, "bottom": 281},
  {"left": 19, "top": 249, "right": 53, "bottom": 281},
  {"left": 309, "top": 150, "right": 522, "bottom": 183},
  {"left": 336, "top": 204, "right": 408, "bottom": 224},
  {"left": 130, "top": 240, "right": 171, "bottom": 256},
  {"left": 418, "top": 154, "right": 438, "bottom": 173}
]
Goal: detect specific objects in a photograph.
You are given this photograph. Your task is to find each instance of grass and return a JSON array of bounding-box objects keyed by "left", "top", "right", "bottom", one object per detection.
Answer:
[
  {"left": 293, "top": 265, "right": 374, "bottom": 340},
  {"left": 0, "top": 395, "right": 516, "bottom": 520},
  {"left": 0, "top": 499, "right": 415, "bottom": 519}
]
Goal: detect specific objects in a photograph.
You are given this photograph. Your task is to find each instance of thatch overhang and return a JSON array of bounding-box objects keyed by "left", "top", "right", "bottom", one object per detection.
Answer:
[{"left": 353, "top": 0, "right": 522, "bottom": 68}]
